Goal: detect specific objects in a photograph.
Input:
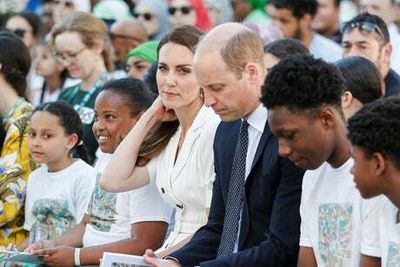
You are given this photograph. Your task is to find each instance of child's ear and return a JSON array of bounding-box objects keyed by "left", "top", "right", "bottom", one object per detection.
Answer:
[
  {"left": 67, "top": 133, "right": 79, "bottom": 150},
  {"left": 373, "top": 152, "right": 386, "bottom": 176}
]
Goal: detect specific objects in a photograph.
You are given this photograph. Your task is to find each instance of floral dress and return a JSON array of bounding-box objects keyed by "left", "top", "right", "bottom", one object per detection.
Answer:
[{"left": 0, "top": 99, "right": 35, "bottom": 247}]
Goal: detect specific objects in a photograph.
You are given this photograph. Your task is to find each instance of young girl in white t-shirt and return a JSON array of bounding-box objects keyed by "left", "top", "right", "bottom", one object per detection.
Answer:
[{"left": 20, "top": 101, "right": 96, "bottom": 249}]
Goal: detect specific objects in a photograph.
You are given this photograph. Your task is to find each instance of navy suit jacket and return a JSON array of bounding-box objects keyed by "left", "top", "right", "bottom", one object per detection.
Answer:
[{"left": 171, "top": 119, "right": 305, "bottom": 266}]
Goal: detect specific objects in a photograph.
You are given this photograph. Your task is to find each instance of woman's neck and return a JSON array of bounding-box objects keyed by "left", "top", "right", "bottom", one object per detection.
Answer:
[
  {"left": 47, "top": 156, "right": 75, "bottom": 172},
  {"left": 80, "top": 63, "right": 107, "bottom": 91},
  {"left": 174, "top": 97, "right": 203, "bottom": 135},
  {"left": 0, "top": 81, "right": 21, "bottom": 117}
]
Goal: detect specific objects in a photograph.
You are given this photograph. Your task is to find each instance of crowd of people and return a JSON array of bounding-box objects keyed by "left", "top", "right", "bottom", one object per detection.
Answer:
[{"left": 0, "top": 0, "right": 400, "bottom": 266}]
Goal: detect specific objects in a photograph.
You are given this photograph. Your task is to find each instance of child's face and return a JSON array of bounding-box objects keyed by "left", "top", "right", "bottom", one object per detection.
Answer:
[
  {"left": 93, "top": 91, "right": 140, "bottom": 154},
  {"left": 35, "top": 45, "right": 64, "bottom": 77},
  {"left": 28, "top": 111, "right": 77, "bottom": 166},
  {"left": 350, "top": 145, "right": 382, "bottom": 198},
  {"left": 268, "top": 106, "right": 335, "bottom": 170}
]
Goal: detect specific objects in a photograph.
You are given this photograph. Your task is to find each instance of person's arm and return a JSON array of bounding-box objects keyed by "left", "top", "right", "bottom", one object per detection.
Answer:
[
  {"left": 360, "top": 254, "right": 381, "bottom": 267},
  {"left": 99, "top": 97, "right": 176, "bottom": 192},
  {"left": 38, "top": 221, "right": 169, "bottom": 266},
  {"left": 297, "top": 246, "right": 317, "bottom": 267}
]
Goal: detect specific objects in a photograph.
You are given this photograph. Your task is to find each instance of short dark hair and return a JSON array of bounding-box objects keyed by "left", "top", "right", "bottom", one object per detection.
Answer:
[
  {"left": 348, "top": 97, "right": 400, "bottom": 170},
  {"left": 335, "top": 56, "right": 382, "bottom": 104},
  {"left": 100, "top": 78, "right": 156, "bottom": 116},
  {"left": 264, "top": 38, "right": 309, "bottom": 59},
  {"left": 333, "top": 0, "right": 341, "bottom": 7},
  {"left": 268, "top": 0, "right": 318, "bottom": 18},
  {"left": 261, "top": 54, "right": 345, "bottom": 112},
  {"left": 342, "top": 13, "right": 390, "bottom": 44},
  {"left": 0, "top": 31, "right": 31, "bottom": 97}
]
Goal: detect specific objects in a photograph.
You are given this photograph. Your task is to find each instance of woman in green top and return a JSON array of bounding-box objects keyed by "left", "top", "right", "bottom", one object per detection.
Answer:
[
  {"left": 52, "top": 11, "right": 113, "bottom": 164},
  {"left": 0, "top": 32, "right": 35, "bottom": 248}
]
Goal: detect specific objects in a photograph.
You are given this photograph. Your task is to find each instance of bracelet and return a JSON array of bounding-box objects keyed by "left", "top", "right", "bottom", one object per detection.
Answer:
[
  {"left": 74, "top": 248, "right": 81, "bottom": 266},
  {"left": 162, "top": 256, "right": 180, "bottom": 265}
]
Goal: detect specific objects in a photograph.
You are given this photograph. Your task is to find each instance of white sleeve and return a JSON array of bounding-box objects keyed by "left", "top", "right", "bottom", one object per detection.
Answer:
[
  {"left": 23, "top": 173, "right": 35, "bottom": 231},
  {"left": 145, "top": 156, "right": 158, "bottom": 183},
  {"left": 198, "top": 118, "right": 219, "bottom": 207},
  {"left": 73, "top": 167, "right": 97, "bottom": 224},
  {"left": 129, "top": 178, "right": 173, "bottom": 225},
  {"left": 299, "top": 173, "right": 312, "bottom": 247},
  {"left": 360, "top": 196, "right": 384, "bottom": 257}
]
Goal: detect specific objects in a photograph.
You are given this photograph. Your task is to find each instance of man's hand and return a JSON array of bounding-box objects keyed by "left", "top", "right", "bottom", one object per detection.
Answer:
[
  {"left": 143, "top": 249, "right": 181, "bottom": 267},
  {"left": 35, "top": 245, "right": 75, "bottom": 267}
]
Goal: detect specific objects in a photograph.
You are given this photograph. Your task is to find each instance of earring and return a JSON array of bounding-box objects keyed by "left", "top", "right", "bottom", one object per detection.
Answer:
[{"left": 200, "top": 87, "right": 204, "bottom": 100}]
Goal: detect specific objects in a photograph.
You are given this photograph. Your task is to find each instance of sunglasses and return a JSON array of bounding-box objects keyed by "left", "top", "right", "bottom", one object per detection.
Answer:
[
  {"left": 6, "top": 28, "right": 29, "bottom": 38},
  {"left": 53, "top": 0, "right": 74, "bottom": 8},
  {"left": 133, "top": 12, "right": 153, "bottom": 21},
  {"left": 168, "top": 6, "right": 192, "bottom": 16},
  {"left": 341, "top": 21, "right": 385, "bottom": 40}
]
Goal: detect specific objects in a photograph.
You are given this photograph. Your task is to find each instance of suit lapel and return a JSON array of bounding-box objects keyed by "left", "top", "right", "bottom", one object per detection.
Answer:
[{"left": 250, "top": 122, "right": 273, "bottom": 172}]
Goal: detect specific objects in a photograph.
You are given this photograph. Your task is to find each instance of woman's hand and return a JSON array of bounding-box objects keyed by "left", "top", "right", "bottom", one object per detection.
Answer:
[{"left": 149, "top": 97, "right": 177, "bottom": 122}]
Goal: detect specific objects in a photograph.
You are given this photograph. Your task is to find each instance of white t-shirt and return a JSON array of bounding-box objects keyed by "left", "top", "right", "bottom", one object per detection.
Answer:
[
  {"left": 310, "top": 33, "right": 343, "bottom": 63},
  {"left": 361, "top": 195, "right": 400, "bottom": 266},
  {"left": 83, "top": 153, "right": 172, "bottom": 247},
  {"left": 24, "top": 159, "right": 96, "bottom": 238},
  {"left": 299, "top": 158, "right": 362, "bottom": 267}
]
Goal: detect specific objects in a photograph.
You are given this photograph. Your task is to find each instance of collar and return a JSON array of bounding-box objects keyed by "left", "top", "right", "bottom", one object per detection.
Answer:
[{"left": 245, "top": 104, "right": 267, "bottom": 133}]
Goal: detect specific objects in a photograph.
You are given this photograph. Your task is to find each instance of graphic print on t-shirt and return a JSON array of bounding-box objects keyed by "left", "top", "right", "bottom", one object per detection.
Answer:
[
  {"left": 74, "top": 105, "right": 95, "bottom": 125},
  {"left": 387, "top": 241, "right": 400, "bottom": 266},
  {"left": 319, "top": 203, "right": 353, "bottom": 266}
]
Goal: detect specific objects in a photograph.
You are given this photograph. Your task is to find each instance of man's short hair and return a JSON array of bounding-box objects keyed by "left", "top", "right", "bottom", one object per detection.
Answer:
[
  {"left": 263, "top": 38, "right": 309, "bottom": 60},
  {"left": 348, "top": 97, "right": 400, "bottom": 170},
  {"left": 268, "top": 0, "right": 318, "bottom": 18},
  {"left": 341, "top": 13, "right": 390, "bottom": 44},
  {"left": 261, "top": 54, "right": 345, "bottom": 112},
  {"left": 220, "top": 29, "right": 264, "bottom": 77}
]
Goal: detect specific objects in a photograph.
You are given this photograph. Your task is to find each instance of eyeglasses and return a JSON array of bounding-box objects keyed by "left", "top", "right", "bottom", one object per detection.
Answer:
[
  {"left": 133, "top": 12, "right": 153, "bottom": 21},
  {"left": 109, "top": 32, "right": 144, "bottom": 43},
  {"left": 168, "top": 6, "right": 192, "bottom": 16},
  {"left": 341, "top": 21, "right": 385, "bottom": 40},
  {"left": 6, "top": 28, "right": 29, "bottom": 38},
  {"left": 53, "top": 0, "right": 74, "bottom": 8},
  {"left": 52, "top": 46, "right": 86, "bottom": 63}
]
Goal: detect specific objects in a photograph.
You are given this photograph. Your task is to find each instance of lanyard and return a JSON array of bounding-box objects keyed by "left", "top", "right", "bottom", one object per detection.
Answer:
[
  {"left": 3, "top": 97, "right": 24, "bottom": 122},
  {"left": 67, "top": 72, "right": 108, "bottom": 110}
]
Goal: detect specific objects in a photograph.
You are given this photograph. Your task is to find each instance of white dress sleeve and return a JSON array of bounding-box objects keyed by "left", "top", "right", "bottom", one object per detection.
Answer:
[{"left": 360, "top": 196, "right": 384, "bottom": 257}]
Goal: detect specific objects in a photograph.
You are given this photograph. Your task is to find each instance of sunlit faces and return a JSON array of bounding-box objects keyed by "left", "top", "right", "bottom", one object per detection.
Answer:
[
  {"left": 54, "top": 31, "right": 101, "bottom": 80},
  {"left": 194, "top": 51, "right": 258, "bottom": 121},
  {"left": 35, "top": 45, "right": 64, "bottom": 78},
  {"left": 169, "top": 0, "right": 196, "bottom": 28},
  {"left": 53, "top": 0, "right": 75, "bottom": 23},
  {"left": 360, "top": 0, "right": 393, "bottom": 25},
  {"left": 93, "top": 90, "right": 139, "bottom": 153},
  {"left": 5, "top": 16, "right": 36, "bottom": 48},
  {"left": 156, "top": 42, "right": 200, "bottom": 110},
  {"left": 342, "top": 28, "right": 388, "bottom": 75},
  {"left": 125, "top": 56, "right": 152, "bottom": 80},
  {"left": 28, "top": 111, "right": 77, "bottom": 168},
  {"left": 268, "top": 106, "right": 335, "bottom": 170},
  {"left": 350, "top": 145, "right": 382, "bottom": 198},
  {"left": 134, "top": 5, "right": 160, "bottom": 37},
  {"left": 311, "top": 0, "right": 339, "bottom": 33},
  {"left": 265, "top": 4, "right": 301, "bottom": 39}
]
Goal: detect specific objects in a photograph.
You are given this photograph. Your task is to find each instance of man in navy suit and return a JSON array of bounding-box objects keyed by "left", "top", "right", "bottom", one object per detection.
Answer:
[{"left": 145, "top": 23, "right": 305, "bottom": 267}]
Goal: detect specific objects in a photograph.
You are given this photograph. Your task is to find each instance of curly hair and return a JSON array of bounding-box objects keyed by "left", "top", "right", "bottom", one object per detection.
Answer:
[
  {"left": 347, "top": 97, "right": 400, "bottom": 170},
  {"left": 261, "top": 54, "right": 345, "bottom": 112}
]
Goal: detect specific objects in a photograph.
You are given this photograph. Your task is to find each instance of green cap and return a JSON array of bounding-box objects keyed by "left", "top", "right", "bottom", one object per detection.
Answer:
[{"left": 126, "top": 41, "right": 159, "bottom": 64}]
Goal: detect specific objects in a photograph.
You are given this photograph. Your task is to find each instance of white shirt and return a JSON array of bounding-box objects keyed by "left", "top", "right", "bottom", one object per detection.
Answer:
[
  {"left": 83, "top": 153, "right": 172, "bottom": 247},
  {"left": 300, "top": 158, "right": 362, "bottom": 267},
  {"left": 147, "top": 106, "right": 220, "bottom": 249},
  {"left": 361, "top": 195, "right": 400, "bottom": 266},
  {"left": 24, "top": 160, "right": 96, "bottom": 232},
  {"left": 310, "top": 33, "right": 343, "bottom": 63}
]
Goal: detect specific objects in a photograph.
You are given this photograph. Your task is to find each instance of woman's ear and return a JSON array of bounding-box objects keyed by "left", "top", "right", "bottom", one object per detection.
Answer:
[{"left": 67, "top": 133, "right": 79, "bottom": 150}]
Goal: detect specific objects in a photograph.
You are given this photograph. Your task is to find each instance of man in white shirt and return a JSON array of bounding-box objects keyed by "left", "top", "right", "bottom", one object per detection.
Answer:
[
  {"left": 262, "top": 54, "right": 362, "bottom": 266},
  {"left": 265, "top": 0, "right": 342, "bottom": 62}
]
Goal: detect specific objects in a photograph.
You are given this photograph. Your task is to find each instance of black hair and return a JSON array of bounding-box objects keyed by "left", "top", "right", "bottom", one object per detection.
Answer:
[
  {"left": 348, "top": 96, "right": 400, "bottom": 170},
  {"left": 264, "top": 38, "right": 309, "bottom": 59},
  {"left": 0, "top": 31, "right": 31, "bottom": 97},
  {"left": 342, "top": 12, "right": 390, "bottom": 44},
  {"left": 268, "top": 0, "right": 318, "bottom": 18},
  {"left": 261, "top": 54, "right": 345, "bottom": 112},
  {"left": 142, "top": 61, "right": 159, "bottom": 95},
  {"left": 8, "top": 11, "right": 42, "bottom": 39},
  {"left": 335, "top": 56, "right": 382, "bottom": 104},
  {"left": 32, "top": 101, "right": 88, "bottom": 162},
  {"left": 100, "top": 78, "right": 156, "bottom": 115},
  {"left": 333, "top": 0, "right": 340, "bottom": 7}
]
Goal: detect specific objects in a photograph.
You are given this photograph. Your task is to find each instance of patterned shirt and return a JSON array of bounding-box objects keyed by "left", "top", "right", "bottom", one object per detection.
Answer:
[{"left": 0, "top": 99, "right": 35, "bottom": 247}]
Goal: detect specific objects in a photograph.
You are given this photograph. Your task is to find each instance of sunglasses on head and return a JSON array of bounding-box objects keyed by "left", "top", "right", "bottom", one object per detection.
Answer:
[
  {"left": 341, "top": 21, "right": 385, "bottom": 40},
  {"left": 53, "top": 0, "right": 74, "bottom": 8},
  {"left": 168, "top": 6, "right": 192, "bottom": 16},
  {"left": 133, "top": 12, "right": 153, "bottom": 21}
]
